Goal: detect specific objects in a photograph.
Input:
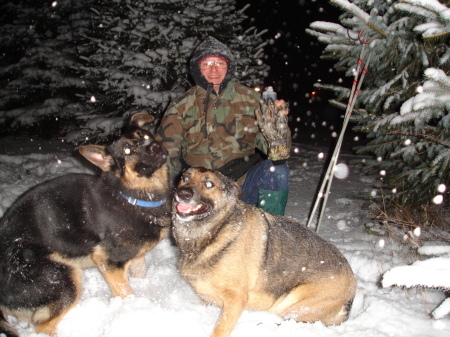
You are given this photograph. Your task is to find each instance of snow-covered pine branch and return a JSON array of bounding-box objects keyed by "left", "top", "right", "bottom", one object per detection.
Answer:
[
  {"left": 330, "top": 0, "right": 370, "bottom": 23},
  {"left": 383, "top": 255, "right": 450, "bottom": 289},
  {"left": 330, "top": 0, "right": 389, "bottom": 37},
  {"left": 308, "top": 21, "right": 348, "bottom": 35},
  {"left": 396, "top": 0, "right": 450, "bottom": 39},
  {"left": 309, "top": 0, "right": 449, "bottom": 206},
  {"left": 0, "top": 0, "right": 269, "bottom": 144},
  {"left": 398, "top": 68, "right": 450, "bottom": 124},
  {"left": 394, "top": 3, "right": 439, "bottom": 21},
  {"left": 382, "top": 245, "right": 450, "bottom": 319}
]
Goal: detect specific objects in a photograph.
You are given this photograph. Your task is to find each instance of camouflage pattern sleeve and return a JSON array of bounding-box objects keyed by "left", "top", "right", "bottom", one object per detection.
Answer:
[{"left": 155, "top": 102, "right": 187, "bottom": 179}]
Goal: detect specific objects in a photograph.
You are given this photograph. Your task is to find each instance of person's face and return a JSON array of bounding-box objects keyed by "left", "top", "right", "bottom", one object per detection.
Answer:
[{"left": 199, "top": 57, "right": 228, "bottom": 88}]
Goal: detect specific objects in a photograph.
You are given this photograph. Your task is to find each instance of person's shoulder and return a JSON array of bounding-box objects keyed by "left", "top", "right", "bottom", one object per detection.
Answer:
[
  {"left": 233, "top": 82, "right": 261, "bottom": 101},
  {"left": 171, "top": 86, "right": 197, "bottom": 105}
]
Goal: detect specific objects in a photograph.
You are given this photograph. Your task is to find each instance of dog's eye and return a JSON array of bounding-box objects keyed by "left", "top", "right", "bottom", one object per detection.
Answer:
[
  {"left": 182, "top": 175, "right": 189, "bottom": 182},
  {"left": 123, "top": 144, "right": 134, "bottom": 155},
  {"left": 204, "top": 181, "right": 214, "bottom": 188}
]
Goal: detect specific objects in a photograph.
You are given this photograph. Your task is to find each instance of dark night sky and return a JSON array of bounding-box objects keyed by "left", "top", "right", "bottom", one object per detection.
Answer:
[
  {"left": 235, "top": 1, "right": 342, "bottom": 105},
  {"left": 237, "top": 0, "right": 340, "bottom": 86},
  {"left": 235, "top": 0, "right": 356, "bottom": 145}
]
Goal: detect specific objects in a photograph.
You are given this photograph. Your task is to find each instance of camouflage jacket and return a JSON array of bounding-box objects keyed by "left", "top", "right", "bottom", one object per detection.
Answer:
[{"left": 156, "top": 81, "right": 268, "bottom": 177}]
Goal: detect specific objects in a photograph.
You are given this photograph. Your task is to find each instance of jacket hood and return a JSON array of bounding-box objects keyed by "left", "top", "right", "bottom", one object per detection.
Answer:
[{"left": 189, "top": 37, "right": 237, "bottom": 94}]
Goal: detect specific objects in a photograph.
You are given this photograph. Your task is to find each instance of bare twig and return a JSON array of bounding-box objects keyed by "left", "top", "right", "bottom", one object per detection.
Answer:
[{"left": 369, "top": 199, "right": 450, "bottom": 246}]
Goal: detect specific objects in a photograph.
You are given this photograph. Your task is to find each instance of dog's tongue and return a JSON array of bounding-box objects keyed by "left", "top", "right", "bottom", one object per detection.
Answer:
[{"left": 176, "top": 201, "right": 196, "bottom": 214}]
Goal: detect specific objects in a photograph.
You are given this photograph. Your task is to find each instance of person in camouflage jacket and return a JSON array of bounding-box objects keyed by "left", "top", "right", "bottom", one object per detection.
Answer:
[{"left": 156, "top": 36, "right": 290, "bottom": 215}]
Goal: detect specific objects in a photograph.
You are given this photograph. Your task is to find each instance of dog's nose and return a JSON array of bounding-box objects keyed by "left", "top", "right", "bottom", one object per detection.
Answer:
[{"left": 176, "top": 187, "right": 193, "bottom": 201}]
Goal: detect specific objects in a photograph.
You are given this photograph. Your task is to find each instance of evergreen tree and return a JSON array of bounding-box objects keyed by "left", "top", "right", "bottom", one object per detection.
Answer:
[
  {"left": 307, "top": 0, "right": 450, "bottom": 206},
  {"left": 0, "top": 0, "right": 94, "bottom": 139},
  {"left": 0, "top": 0, "right": 269, "bottom": 144},
  {"left": 66, "top": 0, "right": 269, "bottom": 143}
]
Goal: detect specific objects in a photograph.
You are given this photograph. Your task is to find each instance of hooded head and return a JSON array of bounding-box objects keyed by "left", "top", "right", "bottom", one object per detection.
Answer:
[{"left": 189, "top": 37, "right": 237, "bottom": 95}]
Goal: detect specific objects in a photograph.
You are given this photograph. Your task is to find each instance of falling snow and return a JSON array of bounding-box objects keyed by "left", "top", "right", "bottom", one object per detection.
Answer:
[{"left": 0, "top": 135, "right": 448, "bottom": 337}]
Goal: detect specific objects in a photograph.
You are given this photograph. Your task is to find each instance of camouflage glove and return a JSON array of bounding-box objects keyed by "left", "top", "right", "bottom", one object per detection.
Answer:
[{"left": 255, "top": 98, "right": 291, "bottom": 161}]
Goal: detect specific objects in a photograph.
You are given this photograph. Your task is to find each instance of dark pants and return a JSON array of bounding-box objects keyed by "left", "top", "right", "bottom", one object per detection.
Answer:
[{"left": 240, "top": 159, "right": 289, "bottom": 205}]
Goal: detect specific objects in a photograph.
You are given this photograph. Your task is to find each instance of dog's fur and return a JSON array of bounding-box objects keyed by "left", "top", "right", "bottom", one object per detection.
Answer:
[
  {"left": 172, "top": 167, "right": 356, "bottom": 337},
  {"left": 0, "top": 113, "right": 171, "bottom": 336}
]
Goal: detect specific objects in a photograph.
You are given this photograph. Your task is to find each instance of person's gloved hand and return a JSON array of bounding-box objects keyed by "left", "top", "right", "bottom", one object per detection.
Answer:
[{"left": 255, "top": 98, "right": 291, "bottom": 161}]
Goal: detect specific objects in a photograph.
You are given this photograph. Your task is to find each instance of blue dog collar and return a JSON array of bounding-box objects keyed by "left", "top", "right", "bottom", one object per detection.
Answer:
[{"left": 119, "top": 191, "right": 166, "bottom": 208}]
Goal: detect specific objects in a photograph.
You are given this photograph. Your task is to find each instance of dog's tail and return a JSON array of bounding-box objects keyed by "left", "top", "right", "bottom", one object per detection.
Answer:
[{"left": 0, "top": 309, "right": 19, "bottom": 337}]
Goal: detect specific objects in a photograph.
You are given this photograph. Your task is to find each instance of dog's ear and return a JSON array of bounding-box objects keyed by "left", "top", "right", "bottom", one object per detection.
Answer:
[
  {"left": 232, "top": 183, "right": 243, "bottom": 198},
  {"left": 219, "top": 172, "right": 243, "bottom": 198},
  {"left": 130, "top": 113, "right": 155, "bottom": 130},
  {"left": 79, "top": 145, "right": 114, "bottom": 172}
]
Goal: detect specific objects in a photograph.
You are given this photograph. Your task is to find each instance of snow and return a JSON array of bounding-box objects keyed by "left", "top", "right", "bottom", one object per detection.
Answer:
[
  {"left": 396, "top": 0, "right": 450, "bottom": 38},
  {"left": 433, "top": 299, "right": 450, "bottom": 320},
  {"left": 405, "top": 0, "right": 448, "bottom": 12},
  {"left": 308, "top": 21, "right": 346, "bottom": 34},
  {"left": 382, "top": 256, "right": 450, "bottom": 289},
  {"left": 419, "top": 245, "right": 450, "bottom": 256},
  {"left": 0, "top": 135, "right": 449, "bottom": 336},
  {"left": 396, "top": 67, "right": 450, "bottom": 122},
  {"left": 330, "top": 0, "right": 370, "bottom": 23}
]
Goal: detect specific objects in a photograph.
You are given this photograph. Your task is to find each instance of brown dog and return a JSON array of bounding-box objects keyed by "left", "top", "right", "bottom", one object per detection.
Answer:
[
  {"left": 172, "top": 167, "right": 356, "bottom": 337},
  {"left": 0, "top": 113, "right": 171, "bottom": 336}
]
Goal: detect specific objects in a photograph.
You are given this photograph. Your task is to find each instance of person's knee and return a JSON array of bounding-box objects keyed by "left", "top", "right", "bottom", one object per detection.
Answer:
[{"left": 263, "top": 161, "right": 289, "bottom": 191}]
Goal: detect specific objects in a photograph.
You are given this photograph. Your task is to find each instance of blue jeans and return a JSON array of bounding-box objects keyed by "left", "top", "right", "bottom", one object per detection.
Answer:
[{"left": 240, "top": 160, "right": 289, "bottom": 205}]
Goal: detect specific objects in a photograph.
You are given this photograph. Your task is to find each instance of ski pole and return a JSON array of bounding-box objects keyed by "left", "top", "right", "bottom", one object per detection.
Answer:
[
  {"left": 307, "top": 46, "right": 372, "bottom": 233},
  {"left": 315, "top": 52, "right": 373, "bottom": 233}
]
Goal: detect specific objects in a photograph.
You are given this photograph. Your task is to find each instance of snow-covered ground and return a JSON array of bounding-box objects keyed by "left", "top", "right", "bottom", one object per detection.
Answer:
[{"left": 0, "top": 135, "right": 448, "bottom": 337}]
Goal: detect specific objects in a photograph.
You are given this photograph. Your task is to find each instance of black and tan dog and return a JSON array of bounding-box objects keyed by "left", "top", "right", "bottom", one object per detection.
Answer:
[
  {"left": 0, "top": 113, "right": 171, "bottom": 337},
  {"left": 172, "top": 167, "right": 356, "bottom": 337}
]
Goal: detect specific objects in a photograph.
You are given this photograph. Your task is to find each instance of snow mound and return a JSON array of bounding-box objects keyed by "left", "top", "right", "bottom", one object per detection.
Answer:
[{"left": 382, "top": 256, "right": 450, "bottom": 289}]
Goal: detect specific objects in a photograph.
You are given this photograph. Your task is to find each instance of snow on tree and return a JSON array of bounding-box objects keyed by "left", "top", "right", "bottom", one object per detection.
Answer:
[
  {"left": 0, "top": 0, "right": 93, "bottom": 139},
  {"left": 0, "top": 0, "right": 269, "bottom": 144},
  {"left": 306, "top": 0, "right": 450, "bottom": 206},
  {"left": 382, "top": 245, "right": 450, "bottom": 320}
]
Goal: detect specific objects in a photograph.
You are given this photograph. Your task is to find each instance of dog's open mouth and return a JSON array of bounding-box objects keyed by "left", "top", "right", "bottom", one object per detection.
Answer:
[{"left": 176, "top": 201, "right": 210, "bottom": 217}]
